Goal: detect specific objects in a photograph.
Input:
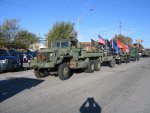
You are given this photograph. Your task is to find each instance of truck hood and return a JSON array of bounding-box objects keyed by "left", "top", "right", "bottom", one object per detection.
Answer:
[
  {"left": 0, "top": 56, "right": 18, "bottom": 60},
  {"left": 39, "top": 48, "right": 69, "bottom": 53}
]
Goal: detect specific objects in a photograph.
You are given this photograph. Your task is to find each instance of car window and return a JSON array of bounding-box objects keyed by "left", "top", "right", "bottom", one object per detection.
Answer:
[{"left": 0, "top": 50, "right": 10, "bottom": 56}]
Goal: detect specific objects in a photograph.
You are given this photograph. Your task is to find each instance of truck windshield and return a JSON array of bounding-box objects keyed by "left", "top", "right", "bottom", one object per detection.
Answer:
[
  {"left": 52, "top": 41, "right": 69, "bottom": 48},
  {"left": 130, "top": 48, "right": 134, "bottom": 51}
]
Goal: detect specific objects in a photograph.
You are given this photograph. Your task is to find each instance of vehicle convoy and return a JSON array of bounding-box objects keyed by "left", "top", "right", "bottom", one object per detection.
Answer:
[
  {"left": 130, "top": 47, "right": 140, "bottom": 61},
  {"left": 30, "top": 38, "right": 106, "bottom": 80}
]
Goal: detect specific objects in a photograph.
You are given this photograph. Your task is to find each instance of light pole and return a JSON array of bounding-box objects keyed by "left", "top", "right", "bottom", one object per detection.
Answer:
[{"left": 77, "top": 8, "right": 94, "bottom": 40}]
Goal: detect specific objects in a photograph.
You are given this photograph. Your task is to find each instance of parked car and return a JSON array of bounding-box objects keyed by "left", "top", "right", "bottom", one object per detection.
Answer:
[
  {"left": 0, "top": 49, "right": 21, "bottom": 72},
  {"left": 9, "top": 49, "right": 18, "bottom": 55},
  {"left": 23, "top": 51, "right": 37, "bottom": 69},
  {"left": 10, "top": 51, "right": 24, "bottom": 68}
]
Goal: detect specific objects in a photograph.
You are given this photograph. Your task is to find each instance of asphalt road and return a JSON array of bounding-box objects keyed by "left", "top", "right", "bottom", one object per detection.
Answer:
[{"left": 0, "top": 58, "right": 150, "bottom": 113}]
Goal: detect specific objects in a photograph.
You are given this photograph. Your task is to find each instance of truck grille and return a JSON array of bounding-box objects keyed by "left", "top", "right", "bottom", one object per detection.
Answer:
[{"left": 7, "top": 59, "right": 17, "bottom": 64}]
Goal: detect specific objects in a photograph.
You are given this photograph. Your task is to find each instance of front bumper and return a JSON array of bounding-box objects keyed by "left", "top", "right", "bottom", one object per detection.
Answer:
[
  {"left": 29, "top": 61, "right": 55, "bottom": 68},
  {"left": 0, "top": 64, "right": 19, "bottom": 71},
  {"left": 23, "top": 63, "right": 30, "bottom": 68}
]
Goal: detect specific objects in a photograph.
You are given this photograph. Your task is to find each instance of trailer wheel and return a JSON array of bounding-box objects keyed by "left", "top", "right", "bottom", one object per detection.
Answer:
[
  {"left": 109, "top": 59, "right": 115, "bottom": 68},
  {"left": 58, "top": 63, "right": 70, "bottom": 80},
  {"left": 85, "top": 60, "right": 95, "bottom": 73},
  {"left": 94, "top": 60, "right": 101, "bottom": 71},
  {"left": 34, "top": 68, "right": 49, "bottom": 78}
]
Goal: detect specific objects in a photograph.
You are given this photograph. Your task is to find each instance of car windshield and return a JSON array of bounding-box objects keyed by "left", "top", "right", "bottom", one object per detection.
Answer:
[
  {"left": 11, "top": 52, "right": 19, "bottom": 56},
  {"left": 52, "top": 41, "right": 69, "bottom": 48},
  {"left": 146, "top": 49, "right": 150, "bottom": 51}
]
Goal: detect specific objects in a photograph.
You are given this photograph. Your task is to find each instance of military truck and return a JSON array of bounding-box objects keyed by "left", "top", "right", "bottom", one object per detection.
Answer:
[
  {"left": 30, "top": 38, "right": 105, "bottom": 80},
  {"left": 115, "top": 49, "right": 130, "bottom": 65},
  {"left": 98, "top": 43, "right": 116, "bottom": 67},
  {"left": 130, "top": 47, "right": 140, "bottom": 61},
  {"left": 142, "top": 49, "right": 150, "bottom": 57}
]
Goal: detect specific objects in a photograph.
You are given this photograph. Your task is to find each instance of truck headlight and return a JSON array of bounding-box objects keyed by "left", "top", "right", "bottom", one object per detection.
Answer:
[
  {"left": 50, "top": 53, "right": 53, "bottom": 57},
  {"left": 0, "top": 59, "right": 7, "bottom": 63},
  {"left": 50, "top": 53, "right": 55, "bottom": 57}
]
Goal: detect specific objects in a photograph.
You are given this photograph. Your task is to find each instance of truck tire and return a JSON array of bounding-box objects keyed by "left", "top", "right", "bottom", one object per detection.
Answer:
[
  {"left": 137, "top": 55, "right": 140, "bottom": 61},
  {"left": 58, "top": 63, "right": 70, "bottom": 80},
  {"left": 34, "top": 68, "right": 49, "bottom": 78},
  {"left": 133, "top": 56, "right": 137, "bottom": 61},
  {"left": 118, "top": 59, "right": 122, "bottom": 65},
  {"left": 109, "top": 59, "right": 115, "bottom": 68},
  {"left": 85, "top": 60, "right": 95, "bottom": 73},
  {"left": 126, "top": 56, "right": 130, "bottom": 63},
  {"left": 94, "top": 60, "right": 101, "bottom": 71}
]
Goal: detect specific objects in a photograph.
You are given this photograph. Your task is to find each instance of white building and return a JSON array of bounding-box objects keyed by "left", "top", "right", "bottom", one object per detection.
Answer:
[{"left": 29, "top": 43, "right": 47, "bottom": 51}]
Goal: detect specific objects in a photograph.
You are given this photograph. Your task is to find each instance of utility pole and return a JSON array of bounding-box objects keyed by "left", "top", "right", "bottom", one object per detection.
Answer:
[
  {"left": 77, "top": 8, "right": 94, "bottom": 39},
  {"left": 119, "top": 21, "right": 122, "bottom": 35},
  {"left": 77, "top": 18, "right": 80, "bottom": 39}
]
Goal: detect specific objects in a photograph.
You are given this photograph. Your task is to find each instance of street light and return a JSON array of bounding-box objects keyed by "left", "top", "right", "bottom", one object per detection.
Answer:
[{"left": 77, "top": 8, "right": 94, "bottom": 40}]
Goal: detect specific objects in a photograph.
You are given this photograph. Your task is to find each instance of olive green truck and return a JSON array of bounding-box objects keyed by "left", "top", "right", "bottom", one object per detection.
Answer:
[{"left": 29, "top": 38, "right": 115, "bottom": 80}]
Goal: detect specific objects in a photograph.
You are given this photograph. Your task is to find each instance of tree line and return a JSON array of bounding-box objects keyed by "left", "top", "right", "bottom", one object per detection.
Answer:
[
  {"left": 0, "top": 18, "right": 143, "bottom": 52},
  {"left": 0, "top": 19, "right": 76, "bottom": 49},
  {"left": 0, "top": 19, "right": 38, "bottom": 49}
]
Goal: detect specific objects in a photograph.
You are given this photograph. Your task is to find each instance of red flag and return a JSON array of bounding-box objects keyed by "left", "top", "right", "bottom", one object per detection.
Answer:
[
  {"left": 117, "top": 39, "right": 125, "bottom": 48},
  {"left": 117, "top": 39, "right": 129, "bottom": 53}
]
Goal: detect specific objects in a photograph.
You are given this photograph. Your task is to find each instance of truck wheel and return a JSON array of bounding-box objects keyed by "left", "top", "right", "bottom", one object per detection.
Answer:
[
  {"left": 109, "top": 59, "right": 115, "bottom": 68},
  {"left": 133, "top": 56, "right": 137, "bottom": 61},
  {"left": 126, "top": 56, "right": 130, "bottom": 63},
  {"left": 133, "top": 57, "right": 135, "bottom": 61},
  {"left": 118, "top": 59, "right": 122, "bottom": 65},
  {"left": 85, "top": 60, "right": 95, "bottom": 73},
  {"left": 94, "top": 60, "right": 101, "bottom": 71},
  {"left": 137, "top": 56, "right": 140, "bottom": 61},
  {"left": 58, "top": 63, "right": 70, "bottom": 80},
  {"left": 34, "top": 68, "right": 49, "bottom": 78}
]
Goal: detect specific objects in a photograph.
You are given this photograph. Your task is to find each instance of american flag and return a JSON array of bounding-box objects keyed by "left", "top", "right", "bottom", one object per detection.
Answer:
[
  {"left": 98, "top": 34, "right": 106, "bottom": 44},
  {"left": 91, "top": 39, "right": 96, "bottom": 47}
]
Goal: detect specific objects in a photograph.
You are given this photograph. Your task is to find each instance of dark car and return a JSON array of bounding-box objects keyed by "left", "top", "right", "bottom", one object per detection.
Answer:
[
  {"left": 9, "top": 49, "right": 18, "bottom": 55},
  {"left": 0, "top": 49, "right": 21, "bottom": 72},
  {"left": 10, "top": 51, "right": 24, "bottom": 68},
  {"left": 23, "top": 51, "right": 37, "bottom": 69}
]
